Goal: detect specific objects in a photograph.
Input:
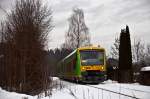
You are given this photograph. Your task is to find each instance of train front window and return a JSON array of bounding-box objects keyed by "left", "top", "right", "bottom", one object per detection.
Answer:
[{"left": 80, "top": 50, "right": 104, "bottom": 66}]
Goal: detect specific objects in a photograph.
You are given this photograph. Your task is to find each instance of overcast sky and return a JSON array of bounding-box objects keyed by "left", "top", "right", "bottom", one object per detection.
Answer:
[{"left": 0, "top": 0, "right": 150, "bottom": 53}]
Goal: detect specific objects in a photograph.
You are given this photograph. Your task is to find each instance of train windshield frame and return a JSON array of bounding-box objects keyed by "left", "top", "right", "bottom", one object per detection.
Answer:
[{"left": 80, "top": 50, "right": 104, "bottom": 66}]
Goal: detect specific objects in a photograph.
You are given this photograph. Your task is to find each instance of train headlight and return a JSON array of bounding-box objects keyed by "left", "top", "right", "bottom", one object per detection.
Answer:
[
  {"left": 81, "top": 67, "right": 86, "bottom": 71},
  {"left": 101, "top": 66, "right": 104, "bottom": 70}
]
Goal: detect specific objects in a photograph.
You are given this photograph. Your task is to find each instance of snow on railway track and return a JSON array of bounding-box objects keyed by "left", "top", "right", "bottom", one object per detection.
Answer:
[
  {"left": 0, "top": 78, "right": 150, "bottom": 99},
  {"left": 88, "top": 82, "right": 150, "bottom": 98},
  {"left": 57, "top": 78, "right": 150, "bottom": 99}
]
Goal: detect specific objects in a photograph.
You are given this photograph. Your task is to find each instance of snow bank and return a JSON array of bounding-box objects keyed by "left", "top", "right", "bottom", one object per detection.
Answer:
[
  {"left": 141, "top": 66, "right": 150, "bottom": 71},
  {"left": 0, "top": 87, "right": 34, "bottom": 99},
  {"left": 103, "top": 79, "right": 118, "bottom": 84},
  {"left": 52, "top": 77, "right": 59, "bottom": 81},
  {"left": 1, "top": 78, "right": 150, "bottom": 99}
]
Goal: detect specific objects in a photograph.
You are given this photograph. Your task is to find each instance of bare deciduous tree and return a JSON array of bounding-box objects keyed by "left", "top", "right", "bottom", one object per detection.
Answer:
[
  {"left": 64, "top": 8, "right": 90, "bottom": 49},
  {"left": 144, "top": 44, "right": 150, "bottom": 65},
  {"left": 0, "top": 0, "right": 53, "bottom": 95},
  {"left": 132, "top": 38, "right": 145, "bottom": 63},
  {"left": 146, "top": 44, "right": 150, "bottom": 55},
  {"left": 110, "top": 37, "right": 119, "bottom": 60}
]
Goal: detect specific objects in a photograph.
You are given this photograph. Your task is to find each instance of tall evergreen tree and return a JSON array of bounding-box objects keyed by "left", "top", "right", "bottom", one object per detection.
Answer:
[
  {"left": 126, "top": 26, "right": 132, "bottom": 69},
  {"left": 118, "top": 25, "right": 133, "bottom": 83}
]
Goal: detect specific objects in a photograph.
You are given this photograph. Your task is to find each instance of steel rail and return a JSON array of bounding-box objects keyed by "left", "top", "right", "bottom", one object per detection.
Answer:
[
  {"left": 119, "top": 86, "right": 150, "bottom": 93},
  {"left": 61, "top": 80, "right": 149, "bottom": 99},
  {"left": 86, "top": 85, "right": 141, "bottom": 99}
]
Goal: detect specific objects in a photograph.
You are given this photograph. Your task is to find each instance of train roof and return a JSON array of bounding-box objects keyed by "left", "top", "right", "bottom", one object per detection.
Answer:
[
  {"left": 61, "top": 49, "right": 77, "bottom": 62},
  {"left": 59, "top": 46, "right": 105, "bottom": 63},
  {"left": 77, "top": 46, "right": 105, "bottom": 51}
]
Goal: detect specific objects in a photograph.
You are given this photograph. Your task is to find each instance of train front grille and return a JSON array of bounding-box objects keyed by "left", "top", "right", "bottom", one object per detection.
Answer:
[
  {"left": 81, "top": 70, "right": 106, "bottom": 82},
  {"left": 81, "top": 70, "right": 103, "bottom": 76}
]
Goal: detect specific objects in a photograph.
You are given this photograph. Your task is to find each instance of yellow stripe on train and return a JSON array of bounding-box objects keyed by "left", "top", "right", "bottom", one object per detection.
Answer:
[{"left": 81, "top": 66, "right": 105, "bottom": 71}]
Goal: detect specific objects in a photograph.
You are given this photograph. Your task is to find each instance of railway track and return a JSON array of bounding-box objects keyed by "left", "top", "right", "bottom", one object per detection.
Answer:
[
  {"left": 85, "top": 85, "right": 140, "bottom": 99},
  {"left": 117, "top": 86, "right": 150, "bottom": 93},
  {"left": 60, "top": 80, "right": 149, "bottom": 99}
]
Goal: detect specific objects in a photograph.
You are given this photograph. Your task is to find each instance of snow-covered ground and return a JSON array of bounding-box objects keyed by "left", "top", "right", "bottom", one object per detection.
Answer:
[{"left": 0, "top": 78, "right": 150, "bottom": 99}]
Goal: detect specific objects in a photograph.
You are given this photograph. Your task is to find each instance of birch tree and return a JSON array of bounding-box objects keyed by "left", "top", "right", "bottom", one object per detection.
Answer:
[
  {"left": 64, "top": 8, "right": 90, "bottom": 49},
  {"left": 110, "top": 37, "right": 119, "bottom": 60}
]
